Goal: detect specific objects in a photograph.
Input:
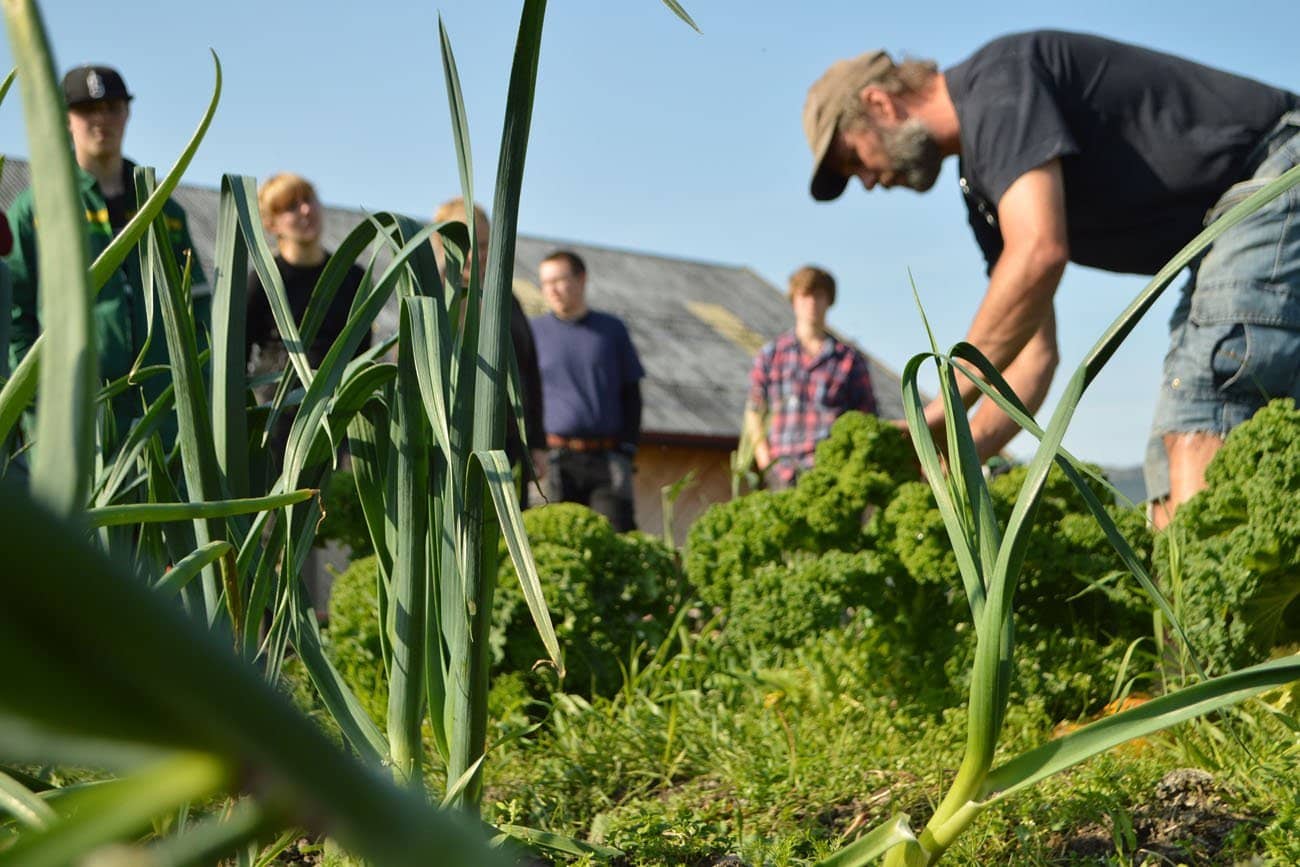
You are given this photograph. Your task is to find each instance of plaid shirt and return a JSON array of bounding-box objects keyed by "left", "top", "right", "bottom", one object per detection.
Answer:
[{"left": 747, "top": 330, "right": 876, "bottom": 487}]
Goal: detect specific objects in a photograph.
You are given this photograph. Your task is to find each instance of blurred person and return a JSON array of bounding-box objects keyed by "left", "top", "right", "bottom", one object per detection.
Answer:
[
  {"left": 245, "top": 173, "right": 372, "bottom": 488},
  {"left": 246, "top": 173, "right": 371, "bottom": 374},
  {"left": 7, "top": 64, "right": 209, "bottom": 438},
  {"left": 803, "top": 31, "right": 1300, "bottom": 527},
  {"left": 432, "top": 197, "right": 546, "bottom": 503},
  {"left": 744, "top": 265, "right": 877, "bottom": 489},
  {"left": 531, "top": 250, "right": 644, "bottom": 531},
  {"left": 246, "top": 173, "right": 374, "bottom": 623}
]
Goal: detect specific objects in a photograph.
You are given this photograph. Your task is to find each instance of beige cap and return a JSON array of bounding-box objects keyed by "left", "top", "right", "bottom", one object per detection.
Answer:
[{"left": 803, "top": 50, "right": 894, "bottom": 201}]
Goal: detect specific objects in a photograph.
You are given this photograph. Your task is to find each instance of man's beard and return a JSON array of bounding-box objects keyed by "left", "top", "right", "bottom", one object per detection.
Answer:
[{"left": 881, "top": 118, "right": 942, "bottom": 191}]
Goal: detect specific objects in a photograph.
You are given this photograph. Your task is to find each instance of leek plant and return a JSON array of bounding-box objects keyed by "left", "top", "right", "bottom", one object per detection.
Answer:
[
  {"left": 0, "top": 0, "right": 695, "bottom": 862},
  {"left": 821, "top": 164, "right": 1300, "bottom": 866}
]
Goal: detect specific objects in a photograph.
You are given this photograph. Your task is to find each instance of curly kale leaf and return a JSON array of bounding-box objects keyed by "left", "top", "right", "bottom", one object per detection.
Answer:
[
  {"left": 1160, "top": 398, "right": 1300, "bottom": 672},
  {"left": 685, "top": 412, "right": 915, "bottom": 609},
  {"left": 495, "top": 503, "right": 686, "bottom": 696}
]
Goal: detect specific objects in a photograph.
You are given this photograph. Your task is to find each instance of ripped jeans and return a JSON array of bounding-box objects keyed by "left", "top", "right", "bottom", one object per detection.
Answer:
[{"left": 1145, "top": 110, "right": 1300, "bottom": 501}]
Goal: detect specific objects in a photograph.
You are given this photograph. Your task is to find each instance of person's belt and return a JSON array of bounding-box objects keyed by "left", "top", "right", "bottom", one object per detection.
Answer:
[{"left": 547, "top": 434, "right": 619, "bottom": 452}]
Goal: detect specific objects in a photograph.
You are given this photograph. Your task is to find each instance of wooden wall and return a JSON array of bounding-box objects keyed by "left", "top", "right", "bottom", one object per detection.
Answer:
[{"left": 631, "top": 442, "right": 735, "bottom": 545}]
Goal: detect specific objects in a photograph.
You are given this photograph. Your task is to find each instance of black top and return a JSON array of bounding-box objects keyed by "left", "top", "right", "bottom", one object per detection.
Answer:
[
  {"left": 946, "top": 30, "right": 1300, "bottom": 275},
  {"left": 245, "top": 256, "right": 546, "bottom": 475},
  {"left": 246, "top": 253, "right": 371, "bottom": 369},
  {"left": 507, "top": 294, "right": 547, "bottom": 470}
]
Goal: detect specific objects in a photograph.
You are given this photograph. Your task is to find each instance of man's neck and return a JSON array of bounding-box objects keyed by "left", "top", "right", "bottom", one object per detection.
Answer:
[
  {"left": 911, "top": 74, "right": 962, "bottom": 157},
  {"left": 80, "top": 153, "right": 125, "bottom": 197},
  {"left": 554, "top": 304, "right": 589, "bottom": 322},
  {"left": 795, "top": 323, "right": 827, "bottom": 356},
  {"left": 278, "top": 240, "right": 327, "bottom": 267}
]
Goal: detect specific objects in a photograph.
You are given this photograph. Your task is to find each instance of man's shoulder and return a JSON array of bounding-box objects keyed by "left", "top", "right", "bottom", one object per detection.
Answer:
[
  {"left": 838, "top": 338, "right": 873, "bottom": 370},
  {"left": 122, "top": 157, "right": 191, "bottom": 219},
  {"left": 762, "top": 330, "right": 798, "bottom": 355},
  {"left": 584, "top": 309, "right": 637, "bottom": 343},
  {"left": 949, "top": 30, "right": 1091, "bottom": 95},
  {"left": 9, "top": 185, "right": 36, "bottom": 218},
  {"left": 585, "top": 308, "right": 629, "bottom": 328},
  {"left": 961, "top": 29, "right": 1089, "bottom": 64},
  {"left": 530, "top": 311, "right": 558, "bottom": 330},
  {"left": 828, "top": 332, "right": 862, "bottom": 353}
]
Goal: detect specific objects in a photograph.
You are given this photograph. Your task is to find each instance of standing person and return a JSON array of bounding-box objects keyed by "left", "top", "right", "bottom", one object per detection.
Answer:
[
  {"left": 432, "top": 197, "right": 546, "bottom": 503},
  {"left": 745, "top": 265, "right": 877, "bottom": 490},
  {"left": 247, "top": 173, "right": 371, "bottom": 373},
  {"left": 7, "top": 64, "right": 209, "bottom": 439},
  {"left": 246, "top": 173, "right": 372, "bottom": 476},
  {"left": 531, "top": 250, "right": 645, "bottom": 531},
  {"left": 247, "top": 173, "right": 373, "bottom": 622},
  {"left": 802, "top": 31, "right": 1300, "bottom": 526}
]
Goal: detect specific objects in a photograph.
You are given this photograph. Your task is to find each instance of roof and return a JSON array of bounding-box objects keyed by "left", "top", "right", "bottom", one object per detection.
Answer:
[{"left": 1, "top": 157, "right": 906, "bottom": 440}]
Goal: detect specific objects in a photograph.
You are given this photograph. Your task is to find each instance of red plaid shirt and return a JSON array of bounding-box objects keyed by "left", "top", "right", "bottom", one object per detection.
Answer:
[{"left": 748, "top": 330, "right": 876, "bottom": 487}]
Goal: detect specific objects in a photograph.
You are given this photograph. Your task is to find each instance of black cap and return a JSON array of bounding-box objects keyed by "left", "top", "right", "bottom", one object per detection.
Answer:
[{"left": 61, "top": 65, "right": 132, "bottom": 108}]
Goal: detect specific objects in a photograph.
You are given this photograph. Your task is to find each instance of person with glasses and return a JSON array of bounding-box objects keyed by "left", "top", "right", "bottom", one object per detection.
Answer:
[
  {"left": 803, "top": 32, "right": 1300, "bottom": 527},
  {"left": 532, "top": 249, "right": 644, "bottom": 532},
  {"left": 6, "top": 64, "right": 209, "bottom": 442}
]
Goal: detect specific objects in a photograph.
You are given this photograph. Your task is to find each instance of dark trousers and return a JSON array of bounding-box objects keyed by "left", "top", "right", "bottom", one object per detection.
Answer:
[{"left": 544, "top": 449, "right": 636, "bottom": 532}]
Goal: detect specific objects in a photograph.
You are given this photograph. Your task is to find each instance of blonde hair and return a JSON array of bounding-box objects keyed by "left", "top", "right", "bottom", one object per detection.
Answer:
[
  {"left": 257, "top": 172, "right": 317, "bottom": 229},
  {"left": 434, "top": 196, "right": 489, "bottom": 233},
  {"left": 788, "top": 265, "right": 836, "bottom": 305},
  {"left": 433, "top": 197, "right": 491, "bottom": 282}
]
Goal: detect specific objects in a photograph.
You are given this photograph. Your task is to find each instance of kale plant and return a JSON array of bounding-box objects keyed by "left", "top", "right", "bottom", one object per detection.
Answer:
[
  {"left": 1159, "top": 397, "right": 1300, "bottom": 672},
  {"left": 494, "top": 503, "right": 685, "bottom": 696}
]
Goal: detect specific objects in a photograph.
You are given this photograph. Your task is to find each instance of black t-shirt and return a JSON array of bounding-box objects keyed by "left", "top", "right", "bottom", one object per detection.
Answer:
[
  {"left": 946, "top": 30, "right": 1300, "bottom": 275},
  {"left": 245, "top": 254, "right": 371, "bottom": 369}
]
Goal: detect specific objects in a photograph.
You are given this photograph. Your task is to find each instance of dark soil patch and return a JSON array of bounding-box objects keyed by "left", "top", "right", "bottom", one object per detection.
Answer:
[
  {"left": 270, "top": 837, "right": 324, "bottom": 865},
  {"left": 1056, "top": 768, "right": 1260, "bottom": 864}
]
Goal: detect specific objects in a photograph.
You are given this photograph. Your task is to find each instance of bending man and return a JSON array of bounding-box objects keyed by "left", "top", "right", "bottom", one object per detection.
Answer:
[{"left": 803, "top": 31, "right": 1299, "bottom": 525}]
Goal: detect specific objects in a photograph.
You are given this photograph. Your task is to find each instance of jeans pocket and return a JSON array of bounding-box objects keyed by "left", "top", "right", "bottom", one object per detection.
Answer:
[
  {"left": 1225, "top": 322, "right": 1300, "bottom": 404},
  {"left": 1210, "top": 324, "right": 1249, "bottom": 394}
]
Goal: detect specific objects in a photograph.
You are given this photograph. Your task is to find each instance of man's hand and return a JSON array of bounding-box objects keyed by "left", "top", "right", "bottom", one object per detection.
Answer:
[{"left": 742, "top": 406, "right": 772, "bottom": 471}]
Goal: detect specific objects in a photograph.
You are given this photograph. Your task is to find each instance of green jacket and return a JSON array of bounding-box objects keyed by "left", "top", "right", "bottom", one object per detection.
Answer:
[{"left": 6, "top": 159, "right": 211, "bottom": 439}]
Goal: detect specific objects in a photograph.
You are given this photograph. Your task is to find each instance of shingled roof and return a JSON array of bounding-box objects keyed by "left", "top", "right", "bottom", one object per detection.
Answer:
[{"left": 1, "top": 157, "right": 905, "bottom": 442}]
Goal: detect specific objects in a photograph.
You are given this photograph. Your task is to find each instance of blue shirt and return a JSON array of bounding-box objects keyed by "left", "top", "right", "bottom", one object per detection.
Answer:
[{"left": 531, "top": 310, "right": 645, "bottom": 438}]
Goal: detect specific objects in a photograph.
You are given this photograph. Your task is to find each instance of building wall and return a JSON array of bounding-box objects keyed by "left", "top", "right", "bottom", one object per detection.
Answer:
[{"left": 631, "top": 442, "right": 735, "bottom": 545}]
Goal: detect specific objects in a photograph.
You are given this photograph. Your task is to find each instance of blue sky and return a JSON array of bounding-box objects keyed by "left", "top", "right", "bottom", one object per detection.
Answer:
[{"left": 3, "top": 0, "right": 1298, "bottom": 467}]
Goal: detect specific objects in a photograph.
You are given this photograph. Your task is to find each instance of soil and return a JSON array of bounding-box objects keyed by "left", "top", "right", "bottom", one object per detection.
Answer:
[
  {"left": 261, "top": 768, "right": 1260, "bottom": 865},
  {"left": 1055, "top": 768, "right": 1259, "bottom": 865}
]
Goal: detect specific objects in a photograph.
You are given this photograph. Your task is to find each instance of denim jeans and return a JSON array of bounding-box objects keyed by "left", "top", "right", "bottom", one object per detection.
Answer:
[
  {"left": 543, "top": 448, "right": 637, "bottom": 532},
  {"left": 1145, "top": 110, "right": 1300, "bottom": 500}
]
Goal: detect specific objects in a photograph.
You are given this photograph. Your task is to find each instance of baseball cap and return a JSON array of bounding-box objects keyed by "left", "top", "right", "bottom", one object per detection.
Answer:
[
  {"left": 803, "top": 50, "right": 894, "bottom": 201},
  {"left": 62, "top": 65, "right": 133, "bottom": 108}
]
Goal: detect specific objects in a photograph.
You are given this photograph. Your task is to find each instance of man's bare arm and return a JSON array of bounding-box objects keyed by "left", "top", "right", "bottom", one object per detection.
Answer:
[
  {"left": 967, "top": 306, "right": 1059, "bottom": 460},
  {"left": 922, "top": 159, "right": 1069, "bottom": 439}
]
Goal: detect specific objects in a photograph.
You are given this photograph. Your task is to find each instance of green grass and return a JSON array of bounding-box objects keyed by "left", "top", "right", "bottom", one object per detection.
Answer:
[{"left": 470, "top": 618, "right": 1299, "bottom": 866}]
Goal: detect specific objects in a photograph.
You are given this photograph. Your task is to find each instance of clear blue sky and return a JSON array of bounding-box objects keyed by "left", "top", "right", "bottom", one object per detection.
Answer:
[{"left": 3, "top": 1, "right": 1298, "bottom": 467}]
